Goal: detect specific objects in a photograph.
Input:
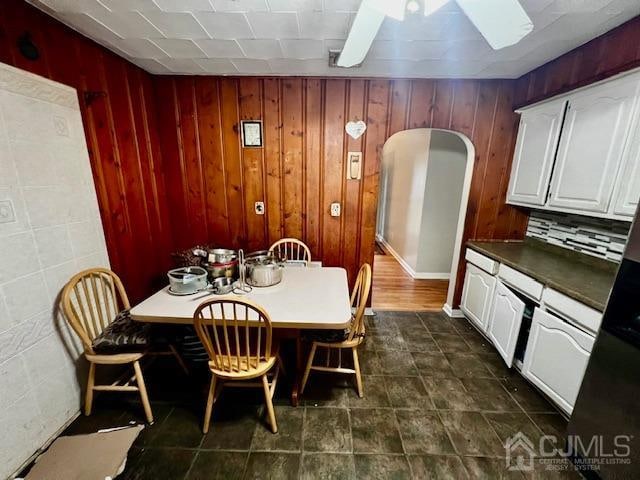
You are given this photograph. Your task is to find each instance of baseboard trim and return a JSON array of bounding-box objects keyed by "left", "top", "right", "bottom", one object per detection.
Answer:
[
  {"left": 413, "top": 272, "right": 451, "bottom": 280},
  {"left": 442, "top": 303, "right": 464, "bottom": 318},
  {"left": 376, "top": 236, "right": 451, "bottom": 280}
]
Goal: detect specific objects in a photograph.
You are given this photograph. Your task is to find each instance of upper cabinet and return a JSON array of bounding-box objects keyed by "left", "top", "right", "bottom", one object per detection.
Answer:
[
  {"left": 507, "top": 99, "right": 567, "bottom": 206},
  {"left": 548, "top": 78, "right": 639, "bottom": 214},
  {"left": 612, "top": 111, "right": 640, "bottom": 216},
  {"left": 507, "top": 70, "right": 640, "bottom": 221}
]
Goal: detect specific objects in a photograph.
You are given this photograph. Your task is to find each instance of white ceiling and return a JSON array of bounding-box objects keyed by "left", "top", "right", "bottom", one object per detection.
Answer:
[{"left": 28, "top": 0, "right": 640, "bottom": 78}]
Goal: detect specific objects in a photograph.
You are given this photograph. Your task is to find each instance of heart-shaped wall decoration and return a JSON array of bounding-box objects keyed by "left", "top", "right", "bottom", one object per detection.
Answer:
[{"left": 345, "top": 120, "right": 367, "bottom": 139}]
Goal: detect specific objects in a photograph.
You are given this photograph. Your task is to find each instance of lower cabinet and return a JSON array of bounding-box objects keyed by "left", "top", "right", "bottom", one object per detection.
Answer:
[
  {"left": 522, "top": 308, "right": 595, "bottom": 415},
  {"left": 460, "top": 263, "right": 496, "bottom": 333},
  {"left": 460, "top": 249, "right": 598, "bottom": 416},
  {"left": 487, "top": 280, "right": 525, "bottom": 367}
]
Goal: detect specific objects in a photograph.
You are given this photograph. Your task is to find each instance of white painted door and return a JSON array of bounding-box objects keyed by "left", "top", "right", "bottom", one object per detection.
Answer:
[
  {"left": 460, "top": 263, "right": 496, "bottom": 333},
  {"left": 523, "top": 308, "right": 595, "bottom": 415},
  {"left": 613, "top": 111, "right": 640, "bottom": 216},
  {"left": 548, "top": 77, "right": 640, "bottom": 213},
  {"left": 487, "top": 281, "right": 525, "bottom": 367},
  {"left": 507, "top": 100, "right": 567, "bottom": 206}
]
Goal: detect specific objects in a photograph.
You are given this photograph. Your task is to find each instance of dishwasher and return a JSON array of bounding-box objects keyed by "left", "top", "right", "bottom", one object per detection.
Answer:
[{"left": 486, "top": 278, "right": 538, "bottom": 368}]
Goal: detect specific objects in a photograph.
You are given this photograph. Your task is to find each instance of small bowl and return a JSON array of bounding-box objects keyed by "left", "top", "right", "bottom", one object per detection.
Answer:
[
  {"left": 212, "top": 276, "right": 234, "bottom": 294},
  {"left": 208, "top": 248, "right": 237, "bottom": 264}
]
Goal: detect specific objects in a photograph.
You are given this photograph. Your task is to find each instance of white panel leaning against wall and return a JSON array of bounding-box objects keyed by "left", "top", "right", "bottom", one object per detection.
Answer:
[{"left": 0, "top": 62, "right": 109, "bottom": 478}]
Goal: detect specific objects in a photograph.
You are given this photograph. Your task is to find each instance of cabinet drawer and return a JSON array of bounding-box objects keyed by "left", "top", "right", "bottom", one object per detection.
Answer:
[
  {"left": 497, "top": 264, "right": 543, "bottom": 300},
  {"left": 541, "top": 288, "right": 603, "bottom": 334},
  {"left": 465, "top": 248, "right": 499, "bottom": 275}
]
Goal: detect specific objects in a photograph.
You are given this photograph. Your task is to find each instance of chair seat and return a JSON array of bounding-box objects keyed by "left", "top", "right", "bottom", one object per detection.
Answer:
[
  {"left": 209, "top": 354, "right": 277, "bottom": 380},
  {"left": 85, "top": 351, "right": 145, "bottom": 364}
]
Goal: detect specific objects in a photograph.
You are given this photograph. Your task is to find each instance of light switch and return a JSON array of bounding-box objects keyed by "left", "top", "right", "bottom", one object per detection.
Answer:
[
  {"left": 0, "top": 200, "right": 15, "bottom": 224},
  {"left": 330, "top": 202, "right": 341, "bottom": 217},
  {"left": 255, "top": 201, "right": 265, "bottom": 215},
  {"left": 347, "top": 151, "right": 362, "bottom": 180}
]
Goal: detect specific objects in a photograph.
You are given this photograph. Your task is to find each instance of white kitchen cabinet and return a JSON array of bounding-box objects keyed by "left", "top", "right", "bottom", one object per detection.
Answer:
[
  {"left": 460, "top": 263, "right": 496, "bottom": 333},
  {"left": 487, "top": 280, "right": 525, "bottom": 367},
  {"left": 613, "top": 113, "right": 640, "bottom": 216},
  {"left": 507, "top": 99, "right": 567, "bottom": 206},
  {"left": 548, "top": 77, "right": 640, "bottom": 214},
  {"left": 523, "top": 308, "right": 595, "bottom": 415}
]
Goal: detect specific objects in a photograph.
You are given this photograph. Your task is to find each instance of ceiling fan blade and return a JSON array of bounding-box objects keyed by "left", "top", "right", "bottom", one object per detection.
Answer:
[
  {"left": 367, "top": 0, "right": 407, "bottom": 21},
  {"left": 424, "top": 0, "right": 450, "bottom": 16},
  {"left": 455, "top": 0, "right": 533, "bottom": 50},
  {"left": 336, "top": 0, "right": 386, "bottom": 67}
]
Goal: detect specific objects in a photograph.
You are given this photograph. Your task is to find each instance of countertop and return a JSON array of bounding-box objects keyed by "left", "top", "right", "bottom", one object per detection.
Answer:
[{"left": 466, "top": 239, "right": 618, "bottom": 311}]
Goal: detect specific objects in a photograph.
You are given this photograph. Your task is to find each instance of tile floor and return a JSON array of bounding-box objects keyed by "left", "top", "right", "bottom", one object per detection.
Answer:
[{"left": 56, "top": 311, "right": 583, "bottom": 479}]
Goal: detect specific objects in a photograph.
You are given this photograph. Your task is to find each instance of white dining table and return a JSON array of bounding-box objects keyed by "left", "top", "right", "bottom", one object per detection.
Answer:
[
  {"left": 130, "top": 266, "right": 352, "bottom": 329},
  {"left": 131, "top": 266, "right": 352, "bottom": 406}
]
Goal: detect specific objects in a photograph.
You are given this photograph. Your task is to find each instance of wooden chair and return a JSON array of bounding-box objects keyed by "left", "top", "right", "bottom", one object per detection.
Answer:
[
  {"left": 300, "top": 263, "right": 372, "bottom": 398},
  {"left": 269, "top": 238, "right": 312, "bottom": 264},
  {"left": 61, "top": 268, "right": 186, "bottom": 423},
  {"left": 193, "top": 298, "right": 282, "bottom": 434}
]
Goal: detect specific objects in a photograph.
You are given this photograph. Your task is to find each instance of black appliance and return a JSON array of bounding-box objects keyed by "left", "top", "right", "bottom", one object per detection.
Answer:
[{"left": 568, "top": 211, "right": 640, "bottom": 479}]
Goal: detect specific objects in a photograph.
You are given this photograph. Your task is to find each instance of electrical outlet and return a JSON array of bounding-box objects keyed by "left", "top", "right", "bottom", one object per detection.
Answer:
[
  {"left": 0, "top": 200, "right": 15, "bottom": 224},
  {"left": 254, "top": 201, "right": 265, "bottom": 215},
  {"left": 330, "top": 202, "right": 341, "bottom": 217}
]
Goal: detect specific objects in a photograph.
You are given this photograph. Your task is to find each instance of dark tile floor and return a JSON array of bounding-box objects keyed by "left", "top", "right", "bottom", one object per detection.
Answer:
[{"left": 58, "top": 311, "right": 583, "bottom": 479}]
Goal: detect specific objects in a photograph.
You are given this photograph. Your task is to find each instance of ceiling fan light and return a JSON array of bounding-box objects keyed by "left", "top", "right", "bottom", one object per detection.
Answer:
[
  {"left": 367, "top": 0, "right": 406, "bottom": 21},
  {"left": 424, "top": 0, "right": 449, "bottom": 16},
  {"left": 406, "top": 0, "right": 420, "bottom": 13}
]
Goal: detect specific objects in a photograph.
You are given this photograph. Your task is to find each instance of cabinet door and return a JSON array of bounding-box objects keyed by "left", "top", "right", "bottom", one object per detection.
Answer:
[
  {"left": 487, "top": 281, "right": 525, "bottom": 367},
  {"left": 523, "top": 308, "right": 595, "bottom": 415},
  {"left": 460, "top": 263, "right": 496, "bottom": 333},
  {"left": 548, "top": 77, "right": 640, "bottom": 213},
  {"left": 613, "top": 115, "right": 640, "bottom": 216},
  {"left": 507, "top": 100, "right": 567, "bottom": 206}
]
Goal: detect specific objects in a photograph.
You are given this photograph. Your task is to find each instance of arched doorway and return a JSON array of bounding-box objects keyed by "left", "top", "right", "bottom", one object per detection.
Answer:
[{"left": 374, "top": 128, "right": 475, "bottom": 314}]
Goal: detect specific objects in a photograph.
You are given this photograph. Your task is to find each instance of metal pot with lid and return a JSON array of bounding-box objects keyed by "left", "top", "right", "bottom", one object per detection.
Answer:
[{"left": 244, "top": 253, "right": 284, "bottom": 287}]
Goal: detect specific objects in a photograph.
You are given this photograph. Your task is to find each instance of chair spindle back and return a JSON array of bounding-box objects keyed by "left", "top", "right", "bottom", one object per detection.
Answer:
[
  {"left": 269, "top": 238, "right": 311, "bottom": 263},
  {"left": 347, "top": 263, "right": 372, "bottom": 341},
  {"left": 193, "top": 299, "right": 273, "bottom": 374},
  {"left": 62, "top": 268, "right": 130, "bottom": 354}
]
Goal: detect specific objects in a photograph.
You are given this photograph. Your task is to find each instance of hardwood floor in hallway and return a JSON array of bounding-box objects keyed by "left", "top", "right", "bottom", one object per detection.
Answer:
[{"left": 372, "top": 245, "right": 448, "bottom": 311}]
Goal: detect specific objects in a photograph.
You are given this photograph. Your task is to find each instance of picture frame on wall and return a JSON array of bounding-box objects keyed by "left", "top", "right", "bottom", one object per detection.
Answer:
[{"left": 241, "top": 120, "right": 263, "bottom": 148}]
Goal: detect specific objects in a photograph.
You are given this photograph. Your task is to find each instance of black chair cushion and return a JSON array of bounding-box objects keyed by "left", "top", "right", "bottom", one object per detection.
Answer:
[
  {"left": 302, "top": 328, "right": 350, "bottom": 343},
  {"left": 92, "top": 310, "right": 151, "bottom": 354}
]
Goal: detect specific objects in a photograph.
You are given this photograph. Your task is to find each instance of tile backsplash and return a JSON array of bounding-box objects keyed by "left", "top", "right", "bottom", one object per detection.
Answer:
[
  {"left": 0, "top": 63, "right": 108, "bottom": 478},
  {"left": 526, "top": 211, "right": 630, "bottom": 263}
]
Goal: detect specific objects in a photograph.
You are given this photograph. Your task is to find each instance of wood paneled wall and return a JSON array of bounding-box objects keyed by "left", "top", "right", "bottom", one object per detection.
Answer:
[
  {"left": 0, "top": 0, "right": 528, "bottom": 306},
  {"left": 0, "top": 0, "right": 173, "bottom": 303},
  {"left": 515, "top": 15, "right": 640, "bottom": 106},
  {"left": 154, "top": 76, "right": 529, "bottom": 301},
  {"left": 7, "top": 1, "right": 637, "bottom": 307}
]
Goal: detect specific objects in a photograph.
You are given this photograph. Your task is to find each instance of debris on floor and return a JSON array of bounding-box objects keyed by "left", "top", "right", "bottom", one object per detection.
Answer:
[{"left": 23, "top": 425, "right": 143, "bottom": 480}]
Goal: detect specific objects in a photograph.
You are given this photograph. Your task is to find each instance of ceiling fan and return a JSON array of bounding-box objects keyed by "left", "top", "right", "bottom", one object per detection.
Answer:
[{"left": 337, "top": 0, "right": 534, "bottom": 67}]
